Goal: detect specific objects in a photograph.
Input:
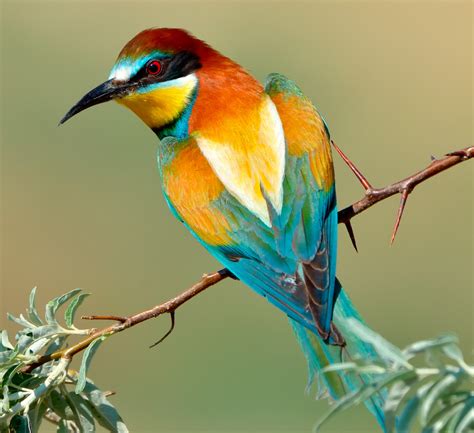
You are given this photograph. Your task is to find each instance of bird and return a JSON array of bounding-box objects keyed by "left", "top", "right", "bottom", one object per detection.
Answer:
[{"left": 60, "top": 28, "right": 385, "bottom": 428}]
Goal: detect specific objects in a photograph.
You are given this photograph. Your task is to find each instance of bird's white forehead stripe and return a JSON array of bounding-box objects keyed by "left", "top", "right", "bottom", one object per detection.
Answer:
[{"left": 109, "top": 65, "right": 132, "bottom": 81}]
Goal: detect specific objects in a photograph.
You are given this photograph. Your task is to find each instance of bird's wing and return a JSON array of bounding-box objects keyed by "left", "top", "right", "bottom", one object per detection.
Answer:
[
  {"left": 159, "top": 74, "right": 341, "bottom": 343},
  {"left": 265, "top": 72, "right": 340, "bottom": 343}
]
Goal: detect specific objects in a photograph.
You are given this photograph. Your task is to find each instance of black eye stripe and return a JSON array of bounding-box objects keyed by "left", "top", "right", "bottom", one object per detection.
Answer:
[{"left": 132, "top": 51, "right": 201, "bottom": 84}]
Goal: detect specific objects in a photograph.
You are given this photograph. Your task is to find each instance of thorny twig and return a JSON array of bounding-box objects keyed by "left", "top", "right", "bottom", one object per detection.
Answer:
[
  {"left": 20, "top": 145, "right": 472, "bottom": 374},
  {"left": 334, "top": 143, "right": 473, "bottom": 244}
]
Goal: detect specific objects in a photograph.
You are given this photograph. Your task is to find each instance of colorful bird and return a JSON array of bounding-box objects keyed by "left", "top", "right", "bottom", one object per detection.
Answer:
[{"left": 61, "top": 28, "right": 385, "bottom": 427}]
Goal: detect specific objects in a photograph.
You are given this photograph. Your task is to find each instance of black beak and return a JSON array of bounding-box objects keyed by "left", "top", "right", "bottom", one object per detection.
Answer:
[{"left": 59, "top": 79, "right": 132, "bottom": 125}]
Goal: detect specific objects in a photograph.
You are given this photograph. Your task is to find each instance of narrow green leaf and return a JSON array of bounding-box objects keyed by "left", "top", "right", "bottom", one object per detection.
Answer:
[
  {"left": 27, "top": 338, "right": 54, "bottom": 358},
  {"left": 67, "top": 392, "right": 96, "bottom": 433},
  {"left": 317, "top": 369, "right": 415, "bottom": 432},
  {"left": 0, "top": 351, "right": 15, "bottom": 365},
  {"left": 453, "top": 398, "right": 474, "bottom": 433},
  {"left": 27, "top": 287, "right": 43, "bottom": 326},
  {"left": 442, "top": 344, "right": 466, "bottom": 368},
  {"left": 443, "top": 405, "right": 466, "bottom": 433},
  {"left": 28, "top": 324, "right": 62, "bottom": 340},
  {"left": 75, "top": 336, "right": 106, "bottom": 394},
  {"left": 28, "top": 400, "right": 48, "bottom": 433},
  {"left": 16, "top": 334, "right": 35, "bottom": 355},
  {"left": 2, "top": 385, "right": 10, "bottom": 412},
  {"left": 403, "top": 335, "right": 458, "bottom": 358},
  {"left": 322, "top": 362, "right": 357, "bottom": 372},
  {"left": 83, "top": 379, "right": 129, "bottom": 433},
  {"left": 420, "top": 372, "right": 464, "bottom": 425},
  {"left": 1, "top": 330, "right": 14, "bottom": 351},
  {"left": 44, "top": 336, "right": 67, "bottom": 356},
  {"left": 7, "top": 313, "right": 34, "bottom": 328},
  {"left": 48, "top": 389, "right": 71, "bottom": 419},
  {"left": 346, "top": 318, "right": 412, "bottom": 369},
  {"left": 9, "top": 415, "right": 32, "bottom": 433},
  {"left": 366, "top": 370, "right": 417, "bottom": 401},
  {"left": 398, "top": 381, "right": 439, "bottom": 432},
  {"left": 385, "top": 376, "right": 421, "bottom": 433},
  {"left": 314, "top": 387, "right": 368, "bottom": 432},
  {"left": 1, "top": 364, "right": 22, "bottom": 388},
  {"left": 323, "top": 362, "right": 386, "bottom": 375},
  {"left": 45, "top": 289, "right": 82, "bottom": 325},
  {"left": 422, "top": 397, "right": 469, "bottom": 433},
  {"left": 65, "top": 293, "right": 89, "bottom": 328}
]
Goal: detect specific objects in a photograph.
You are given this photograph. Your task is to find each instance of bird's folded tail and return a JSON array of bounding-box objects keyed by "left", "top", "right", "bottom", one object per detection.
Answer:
[{"left": 290, "top": 279, "right": 386, "bottom": 430}]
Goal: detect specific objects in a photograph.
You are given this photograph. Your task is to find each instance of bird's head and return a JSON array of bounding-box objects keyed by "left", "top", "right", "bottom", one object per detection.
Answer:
[{"left": 60, "top": 28, "right": 215, "bottom": 131}]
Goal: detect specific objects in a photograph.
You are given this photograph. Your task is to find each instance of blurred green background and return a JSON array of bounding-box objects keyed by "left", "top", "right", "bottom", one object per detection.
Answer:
[{"left": 1, "top": 1, "right": 472, "bottom": 432}]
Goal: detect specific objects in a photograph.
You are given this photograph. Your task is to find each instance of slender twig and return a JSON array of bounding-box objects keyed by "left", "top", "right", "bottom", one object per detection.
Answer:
[
  {"left": 22, "top": 270, "right": 230, "bottom": 373},
  {"left": 81, "top": 315, "right": 127, "bottom": 322},
  {"left": 20, "top": 145, "right": 472, "bottom": 374}
]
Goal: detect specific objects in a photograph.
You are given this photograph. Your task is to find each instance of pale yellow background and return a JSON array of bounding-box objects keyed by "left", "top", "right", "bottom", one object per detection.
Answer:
[{"left": 1, "top": 1, "right": 472, "bottom": 432}]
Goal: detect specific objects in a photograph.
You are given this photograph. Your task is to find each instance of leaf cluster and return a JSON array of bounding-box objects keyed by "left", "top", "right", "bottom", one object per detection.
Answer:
[
  {"left": 316, "top": 319, "right": 473, "bottom": 433},
  {"left": 0, "top": 288, "right": 128, "bottom": 433}
]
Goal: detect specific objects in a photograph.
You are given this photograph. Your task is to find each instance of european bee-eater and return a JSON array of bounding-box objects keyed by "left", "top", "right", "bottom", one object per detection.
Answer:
[{"left": 61, "top": 28, "right": 385, "bottom": 427}]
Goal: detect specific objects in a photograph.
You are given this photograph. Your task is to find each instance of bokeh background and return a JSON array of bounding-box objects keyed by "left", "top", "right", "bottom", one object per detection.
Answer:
[{"left": 1, "top": 1, "right": 472, "bottom": 432}]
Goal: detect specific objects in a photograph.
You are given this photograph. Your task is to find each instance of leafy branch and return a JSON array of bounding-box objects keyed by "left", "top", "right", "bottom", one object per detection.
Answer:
[
  {"left": 1, "top": 145, "right": 472, "bottom": 432},
  {"left": 1, "top": 289, "right": 127, "bottom": 432},
  {"left": 316, "top": 322, "right": 473, "bottom": 433}
]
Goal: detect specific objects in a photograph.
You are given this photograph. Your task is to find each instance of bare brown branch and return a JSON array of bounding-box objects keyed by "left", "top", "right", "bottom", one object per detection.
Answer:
[
  {"left": 21, "top": 145, "right": 472, "bottom": 374},
  {"left": 336, "top": 144, "right": 473, "bottom": 243},
  {"left": 22, "top": 269, "right": 230, "bottom": 373}
]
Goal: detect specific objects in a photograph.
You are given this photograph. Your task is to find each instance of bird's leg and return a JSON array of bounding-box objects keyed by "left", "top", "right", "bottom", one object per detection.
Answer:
[{"left": 149, "top": 311, "right": 176, "bottom": 348}]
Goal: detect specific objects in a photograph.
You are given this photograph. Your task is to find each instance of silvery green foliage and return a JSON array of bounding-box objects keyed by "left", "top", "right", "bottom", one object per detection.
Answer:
[
  {"left": 316, "top": 319, "right": 474, "bottom": 433},
  {"left": 0, "top": 288, "right": 128, "bottom": 433}
]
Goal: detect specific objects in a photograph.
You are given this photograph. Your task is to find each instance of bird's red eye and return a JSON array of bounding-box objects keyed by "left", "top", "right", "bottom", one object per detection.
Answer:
[{"left": 146, "top": 60, "right": 162, "bottom": 75}]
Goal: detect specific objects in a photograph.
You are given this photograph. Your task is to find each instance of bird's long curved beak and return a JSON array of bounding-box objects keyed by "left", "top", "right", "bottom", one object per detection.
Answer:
[{"left": 59, "top": 79, "right": 132, "bottom": 125}]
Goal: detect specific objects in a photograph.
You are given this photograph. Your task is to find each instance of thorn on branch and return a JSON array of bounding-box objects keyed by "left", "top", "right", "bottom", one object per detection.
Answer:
[
  {"left": 344, "top": 221, "right": 358, "bottom": 252},
  {"left": 149, "top": 311, "right": 176, "bottom": 349},
  {"left": 390, "top": 188, "right": 411, "bottom": 245},
  {"left": 332, "top": 140, "right": 373, "bottom": 191}
]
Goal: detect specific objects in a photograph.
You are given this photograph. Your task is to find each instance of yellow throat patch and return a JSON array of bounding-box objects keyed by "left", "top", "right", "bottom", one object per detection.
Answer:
[{"left": 116, "top": 74, "right": 197, "bottom": 129}]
